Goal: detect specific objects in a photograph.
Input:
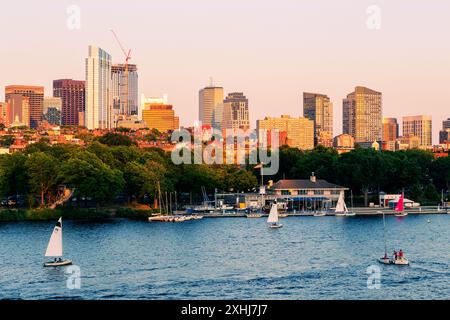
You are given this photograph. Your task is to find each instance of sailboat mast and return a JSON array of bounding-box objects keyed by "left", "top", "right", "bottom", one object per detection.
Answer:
[{"left": 383, "top": 211, "right": 387, "bottom": 255}]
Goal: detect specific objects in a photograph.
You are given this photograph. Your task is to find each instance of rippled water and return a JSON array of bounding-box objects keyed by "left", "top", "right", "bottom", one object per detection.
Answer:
[{"left": 0, "top": 215, "right": 449, "bottom": 300}]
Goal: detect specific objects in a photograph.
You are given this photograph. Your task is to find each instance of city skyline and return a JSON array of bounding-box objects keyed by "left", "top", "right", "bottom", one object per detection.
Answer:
[{"left": 1, "top": 1, "right": 450, "bottom": 142}]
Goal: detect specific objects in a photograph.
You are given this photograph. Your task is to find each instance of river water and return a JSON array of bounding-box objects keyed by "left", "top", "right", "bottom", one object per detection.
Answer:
[{"left": 0, "top": 215, "right": 449, "bottom": 300}]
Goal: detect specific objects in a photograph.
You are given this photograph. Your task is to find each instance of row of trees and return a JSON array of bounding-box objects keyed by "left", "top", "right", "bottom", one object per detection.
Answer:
[
  {"left": 0, "top": 135, "right": 258, "bottom": 208},
  {"left": 0, "top": 134, "right": 449, "bottom": 209},
  {"left": 275, "top": 146, "right": 450, "bottom": 205}
]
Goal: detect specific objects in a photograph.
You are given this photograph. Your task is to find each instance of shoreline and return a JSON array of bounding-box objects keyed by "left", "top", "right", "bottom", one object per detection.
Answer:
[{"left": 0, "top": 206, "right": 447, "bottom": 222}]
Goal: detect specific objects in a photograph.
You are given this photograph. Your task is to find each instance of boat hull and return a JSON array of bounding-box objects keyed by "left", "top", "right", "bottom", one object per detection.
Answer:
[
  {"left": 345, "top": 212, "right": 356, "bottom": 217},
  {"left": 44, "top": 259, "right": 73, "bottom": 267},
  {"left": 314, "top": 213, "right": 326, "bottom": 217},
  {"left": 269, "top": 224, "right": 283, "bottom": 229},
  {"left": 378, "top": 258, "right": 410, "bottom": 266},
  {"left": 395, "top": 213, "right": 408, "bottom": 217},
  {"left": 247, "top": 214, "right": 263, "bottom": 218}
]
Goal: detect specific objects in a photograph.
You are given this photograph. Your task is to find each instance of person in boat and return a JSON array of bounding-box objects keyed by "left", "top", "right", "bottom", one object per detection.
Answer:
[
  {"left": 383, "top": 253, "right": 389, "bottom": 260},
  {"left": 399, "top": 249, "right": 404, "bottom": 259},
  {"left": 393, "top": 251, "right": 398, "bottom": 260}
]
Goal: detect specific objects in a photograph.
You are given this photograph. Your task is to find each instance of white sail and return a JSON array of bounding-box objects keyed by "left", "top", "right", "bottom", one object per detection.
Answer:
[
  {"left": 45, "top": 218, "right": 63, "bottom": 257},
  {"left": 267, "top": 204, "right": 279, "bottom": 223},
  {"left": 335, "top": 192, "right": 348, "bottom": 213}
]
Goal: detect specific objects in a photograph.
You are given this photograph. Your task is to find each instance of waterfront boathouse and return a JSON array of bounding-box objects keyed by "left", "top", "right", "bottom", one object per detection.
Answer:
[
  {"left": 266, "top": 173, "right": 349, "bottom": 212},
  {"left": 217, "top": 173, "right": 350, "bottom": 212}
]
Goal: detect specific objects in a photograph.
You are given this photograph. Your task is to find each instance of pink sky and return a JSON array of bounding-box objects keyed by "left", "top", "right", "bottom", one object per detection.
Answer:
[{"left": 1, "top": 0, "right": 449, "bottom": 143}]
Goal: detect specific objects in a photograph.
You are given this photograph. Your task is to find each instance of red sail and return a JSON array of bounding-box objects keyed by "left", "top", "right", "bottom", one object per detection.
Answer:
[{"left": 395, "top": 193, "right": 405, "bottom": 212}]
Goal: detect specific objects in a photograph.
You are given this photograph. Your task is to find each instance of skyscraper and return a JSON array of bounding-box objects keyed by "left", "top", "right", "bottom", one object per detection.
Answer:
[
  {"left": 222, "top": 92, "right": 250, "bottom": 131},
  {"left": 53, "top": 79, "right": 85, "bottom": 126},
  {"left": 403, "top": 115, "right": 433, "bottom": 147},
  {"left": 383, "top": 118, "right": 399, "bottom": 142},
  {"left": 257, "top": 115, "right": 314, "bottom": 150},
  {"left": 199, "top": 86, "right": 224, "bottom": 129},
  {"left": 5, "top": 85, "right": 44, "bottom": 129},
  {"left": 111, "top": 64, "right": 139, "bottom": 117},
  {"left": 343, "top": 86, "right": 382, "bottom": 143},
  {"left": 303, "top": 92, "right": 333, "bottom": 147},
  {"left": 85, "top": 46, "right": 112, "bottom": 130}
]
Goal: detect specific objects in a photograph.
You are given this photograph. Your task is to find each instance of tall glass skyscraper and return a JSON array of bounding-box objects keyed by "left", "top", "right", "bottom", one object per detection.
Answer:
[
  {"left": 111, "top": 64, "right": 139, "bottom": 118},
  {"left": 85, "top": 46, "right": 112, "bottom": 130}
]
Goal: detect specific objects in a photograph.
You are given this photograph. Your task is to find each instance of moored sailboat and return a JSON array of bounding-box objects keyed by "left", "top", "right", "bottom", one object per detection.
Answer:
[
  {"left": 335, "top": 192, "right": 355, "bottom": 217},
  {"left": 394, "top": 193, "right": 408, "bottom": 217},
  {"left": 43, "top": 218, "right": 72, "bottom": 267}
]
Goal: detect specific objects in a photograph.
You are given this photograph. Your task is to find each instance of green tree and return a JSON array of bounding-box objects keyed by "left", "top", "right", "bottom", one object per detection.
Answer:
[
  {"left": 0, "top": 153, "right": 29, "bottom": 197},
  {"left": 25, "top": 152, "right": 60, "bottom": 207},
  {"left": 60, "top": 151, "right": 125, "bottom": 206},
  {"left": 123, "top": 161, "right": 156, "bottom": 203},
  {"left": 0, "top": 135, "right": 15, "bottom": 147},
  {"left": 97, "top": 132, "right": 135, "bottom": 147}
]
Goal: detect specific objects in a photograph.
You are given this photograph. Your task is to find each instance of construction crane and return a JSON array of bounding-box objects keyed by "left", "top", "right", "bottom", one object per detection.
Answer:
[{"left": 110, "top": 30, "right": 132, "bottom": 123}]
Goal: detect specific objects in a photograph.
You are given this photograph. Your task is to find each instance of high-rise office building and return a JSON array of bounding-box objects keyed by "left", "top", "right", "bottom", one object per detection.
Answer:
[
  {"left": 85, "top": 46, "right": 112, "bottom": 130},
  {"left": 5, "top": 85, "right": 43, "bottom": 129},
  {"left": 141, "top": 95, "right": 179, "bottom": 133},
  {"left": 257, "top": 115, "right": 314, "bottom": 150},
  {"left": 303, "top": 92, "right": 333, "bottom": 147},
  {"left": 199, "top": 86, "right": 224, "bottom": 130},
  {"left": 439, "top": 118, "right": 450, "bottom": 144},
  {"left": 343, "top": 86, "right": 382, "bottom": 143},
  {"left": 5, "top": 94, "right": 30, "bottom": 128},
  {"left": 53, "top": 79, "right": 85, "bottom": 126},
  {"left": 111, "top": 64, "right": 138, "bottom": 117},
  {"left": 222, "top": 92, "right": 250, "bottom": 131},
  {"left": 43, "top": 97, "right": 62, "bottom": 125},
  {"left": 402, "top": 115, "right": 432, "bottom": 147},
  {"left": 383, "top": 118, "right": 399, "bottom": 142}
]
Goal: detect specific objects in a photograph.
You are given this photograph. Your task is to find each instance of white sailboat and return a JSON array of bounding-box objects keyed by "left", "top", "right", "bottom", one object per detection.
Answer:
[
  {"left": 267, "top": 204, "right": 283, "bottom": 229},
  {"left": 43, "top": 218, "right": 72, "bottom": 267},
  {"left": 335, "top": 192, "right": 355, "bottom": 217}
]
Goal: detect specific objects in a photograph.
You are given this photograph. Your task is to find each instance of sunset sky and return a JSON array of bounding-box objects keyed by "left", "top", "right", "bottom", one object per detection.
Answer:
[{"left": 1, "top": 0, "right": 449, "bottom": 142}]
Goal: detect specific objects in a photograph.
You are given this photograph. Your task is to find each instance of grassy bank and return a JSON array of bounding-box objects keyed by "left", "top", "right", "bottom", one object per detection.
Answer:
[{"left": 0, "top": 207, "right": 154, "bottom": 222}]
